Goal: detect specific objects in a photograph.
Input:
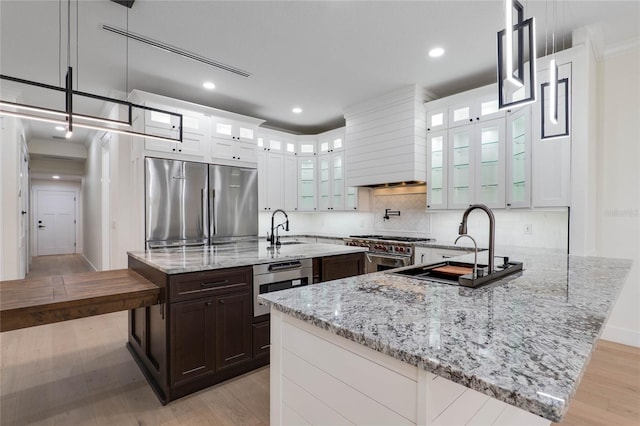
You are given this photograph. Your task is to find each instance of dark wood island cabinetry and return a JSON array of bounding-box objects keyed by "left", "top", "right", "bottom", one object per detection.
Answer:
[
  {"left": 126, "top": 249, "right": 366, "bottom": 403},
  {"left": 127, "top": 258, "right": 264, "bottom": 403}
]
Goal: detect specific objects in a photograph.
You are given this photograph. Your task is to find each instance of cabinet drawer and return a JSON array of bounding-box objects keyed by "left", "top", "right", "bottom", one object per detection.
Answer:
[
  {"left": 253, "top": 320, "right": 270, "bottom": 359},
  {"left": 169, "top": 267, "right": 252, "bottom": 302}
]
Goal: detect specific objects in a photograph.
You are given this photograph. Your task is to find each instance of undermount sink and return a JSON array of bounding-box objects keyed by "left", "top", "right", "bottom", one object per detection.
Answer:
[{"left": 389, "top": 259, "right": 523, "bottom": 288}]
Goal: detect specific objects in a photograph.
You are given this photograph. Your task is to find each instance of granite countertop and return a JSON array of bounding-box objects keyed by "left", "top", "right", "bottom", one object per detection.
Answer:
[
  {"left": 259, "top": 247, "right": 632, "bottom": 422},
  {"left": 127, "top": 241, "right": 367, "bottom": 274}
]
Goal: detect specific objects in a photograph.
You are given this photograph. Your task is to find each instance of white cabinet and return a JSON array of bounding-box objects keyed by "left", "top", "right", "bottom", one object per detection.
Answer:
[
  {"left": 283, "top": 155, "right": 298, "bottom": 211},
  {"left": 297, "top": 137, "right": 318, "bottom": 157},
  {"left": 257, "top": 150, "right": 284, "bottom": 211},
  {"left": 506, "top": 106, "right": 532, "bottom": 208},
  {"left": 211, "top": 117, "right": 257, "bottom": 162},
  {"left": 144, "top": 106, "right": 205, "bottom": 158},
  {"left": 297, "top": 157, "right": 317, "bottom": 211},
  {"left": 448, "top": 118, "right": 505, "bottom": 209},
  {"left": 414, "top": 247, "right": 431, "bottom": 264},
  {"left": 318, "top": 152, "right": 345, "bottom": 210},
  {"left": 426, "top": 107, "right": 448, "bottom": 132},
  {"left": 426, "top": 130, "right": 448, "bottom": 210},
  {"left": 318, "top": 128, "right": 344, "bottom": 154},
  {"left": 532, "top": 62, "right": 572, "bottom": 207},
  {"left": 448, "top": 87, "right": 505, "bottom": 128}
]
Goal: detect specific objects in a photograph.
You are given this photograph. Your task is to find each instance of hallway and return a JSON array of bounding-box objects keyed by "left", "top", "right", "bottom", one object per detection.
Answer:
[{"left": 26, "top": 254, "right": 94, "bottom": 278}]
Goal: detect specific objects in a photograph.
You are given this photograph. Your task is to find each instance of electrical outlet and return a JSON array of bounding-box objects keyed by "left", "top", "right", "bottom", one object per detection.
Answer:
[{"left": 524, "top": 224, "right": 533, "bottom": 234}]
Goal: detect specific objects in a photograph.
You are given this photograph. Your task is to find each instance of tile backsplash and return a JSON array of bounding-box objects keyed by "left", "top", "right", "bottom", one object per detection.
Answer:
[{"left": 372, "top": 190, "right": 431, "bottom": 234}]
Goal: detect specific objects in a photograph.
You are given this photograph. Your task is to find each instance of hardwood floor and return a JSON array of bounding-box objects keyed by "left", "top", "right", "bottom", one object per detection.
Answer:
[
  {"left": 0, "top": 311, "right": 269, "bottom": 426},
  {"left": 27, "top": 254, "right": 94, "bottom": 278},
  {"left": 2, "top": 256, "right": 638, "bottom": 425}
]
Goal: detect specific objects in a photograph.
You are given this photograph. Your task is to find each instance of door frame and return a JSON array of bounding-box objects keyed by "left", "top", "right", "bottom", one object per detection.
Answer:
[{"left": 31, "top": 183, "right": 81, "bottom": 257}]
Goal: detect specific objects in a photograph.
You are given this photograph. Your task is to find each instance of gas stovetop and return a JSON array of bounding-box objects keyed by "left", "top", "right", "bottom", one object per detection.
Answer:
[
  {"left": 348, "top": 235, "right": 434, "bottom": 243},
  {"left": 345, "top": 235, "right": 435, "bottom": 257}
]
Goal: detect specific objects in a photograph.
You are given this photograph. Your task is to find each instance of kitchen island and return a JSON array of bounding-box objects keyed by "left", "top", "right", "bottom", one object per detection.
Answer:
[
  {"left": 126, "top": 241, "right": 367, "bottom": 403},
  {"left": 259, "top": 248, "right": 632, "bottom": 425}
]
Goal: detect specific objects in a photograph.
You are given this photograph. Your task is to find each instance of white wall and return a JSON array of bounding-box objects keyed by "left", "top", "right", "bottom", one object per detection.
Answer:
[
  {"left": 82, "top": 134, "right": 103, "bottom": 271},
  {"left": 597, "top": 43, "right": 640, "bottom": 347},
  {"left": 0, "top": 115, "right": 26, "bottom": 280}
]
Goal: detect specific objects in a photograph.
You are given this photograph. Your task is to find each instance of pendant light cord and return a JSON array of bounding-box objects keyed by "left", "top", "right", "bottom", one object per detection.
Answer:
[
  {"left": 76, "top": 0, "right": 79, "bottom": 90},
  {"left": 126, "top": 7, "right": 129, "bottom": 96},
  {"left": 58, "top": 0, "right": 61, "bottom": 86}
]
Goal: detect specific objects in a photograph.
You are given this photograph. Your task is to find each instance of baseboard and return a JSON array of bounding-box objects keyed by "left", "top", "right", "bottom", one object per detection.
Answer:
[
  {"left": 81, "top": 254, "right": 99, "bottom": 272},
  {"left": 601, "top": 324, "right": 640, "bottom": 348}
]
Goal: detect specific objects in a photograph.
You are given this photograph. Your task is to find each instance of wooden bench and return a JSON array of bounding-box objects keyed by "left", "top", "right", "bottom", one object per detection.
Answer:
[{"left": 0, "top": 269, "right": 159, "bottom": 332}]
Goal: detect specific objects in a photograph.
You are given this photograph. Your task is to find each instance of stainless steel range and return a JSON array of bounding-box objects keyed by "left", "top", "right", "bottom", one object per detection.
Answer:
[{"left": 344, "top": 235, "right": 435, "bottom": 274}]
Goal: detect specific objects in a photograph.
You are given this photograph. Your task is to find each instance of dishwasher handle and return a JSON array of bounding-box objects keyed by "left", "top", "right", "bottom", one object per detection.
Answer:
[{"left": 268, "top": 261, "right": 302, "bottom": 272}]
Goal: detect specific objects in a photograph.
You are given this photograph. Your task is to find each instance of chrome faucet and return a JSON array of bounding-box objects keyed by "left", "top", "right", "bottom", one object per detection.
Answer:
[
  {"left": 268, "top": 209, "right": 289, "bottom": 249},
  {"left": 459, "top": 204, "right": 495, "bottom": 274}
]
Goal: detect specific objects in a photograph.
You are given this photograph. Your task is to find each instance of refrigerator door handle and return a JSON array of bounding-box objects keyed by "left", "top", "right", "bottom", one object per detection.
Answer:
[{"left": 210, "top": 189, "right": 216, "bottom": 236}]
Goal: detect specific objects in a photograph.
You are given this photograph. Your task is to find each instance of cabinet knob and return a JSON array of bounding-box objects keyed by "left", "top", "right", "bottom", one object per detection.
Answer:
[
  {"left": 507, "top": 203, "right": 512, "bottom": 206},
  {"left": 427, "top": 205, "right": 431, "bottom": 208},
  {"left": 172, "top": 148, "right": 176, "bottom": 151},
  {"left": 469, "top": 119, "right": 473, "bottom": 122},
  {"left": 427, "top": 128, "right": 431, "bottom": 131},
  {"left": 476, "top": 117, "right": 480, "bottom": 120}
]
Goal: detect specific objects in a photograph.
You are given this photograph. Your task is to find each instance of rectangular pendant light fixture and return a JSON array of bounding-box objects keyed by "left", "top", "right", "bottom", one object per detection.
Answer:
[
  {"left": 0, "top": 67, "right": 184, "bottom": 143},
  {"left": 541, "top": 75, "right": 570, "bottom": 140},
  {"left": 497, "top": 0, "right": 537, "bottom": 110}
]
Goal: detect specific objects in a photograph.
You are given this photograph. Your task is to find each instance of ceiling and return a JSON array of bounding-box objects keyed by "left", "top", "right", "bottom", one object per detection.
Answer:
[{"left": 1, "top": 0, "right": 639, "bottom": 144}]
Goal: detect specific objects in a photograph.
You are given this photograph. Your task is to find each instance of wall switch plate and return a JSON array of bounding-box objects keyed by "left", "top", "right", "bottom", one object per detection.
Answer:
[{"left": 524, "top": 224, "right": 533, "bottom": 234}]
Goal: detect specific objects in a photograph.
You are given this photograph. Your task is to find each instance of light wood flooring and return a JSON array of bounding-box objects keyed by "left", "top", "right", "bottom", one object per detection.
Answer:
[{"left": 1, "top": 255, "right": 638, "bottom": 425}]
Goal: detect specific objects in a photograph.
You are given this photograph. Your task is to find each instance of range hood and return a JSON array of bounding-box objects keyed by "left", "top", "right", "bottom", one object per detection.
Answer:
[{"left": 344, "top": 85, "right": 434, "bottom": 187}]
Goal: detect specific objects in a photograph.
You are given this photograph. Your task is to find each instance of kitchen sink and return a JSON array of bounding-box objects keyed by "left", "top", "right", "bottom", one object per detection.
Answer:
[{"left": 389, "top": 259, "right": 523, "bottom": 288}]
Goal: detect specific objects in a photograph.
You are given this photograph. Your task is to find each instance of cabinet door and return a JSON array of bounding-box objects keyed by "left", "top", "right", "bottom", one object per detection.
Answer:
[
  {"left": 345, "top": 186, "right": 358, "bottom": 210},
  {"left": 320, "top": 253, "right": 365, "bottom": 282},
  {"left": 266, "top": 152, "right": 284, "bottom": 210},
  {"left": 252, "top": 320, "right": 270, "bottom": 359},
  {"left": 211, "top": 137, "right": 236, "bottom": 160},
  {"left": 427, "top": 130, "right": 448, "bottom": 210},
  {"left": 297, "top": 139, "right": 317, "bottom": 156},
  {"left": 318, "top": 155, "right": 331, "bottom": 210},
  {"left": 475, "top": 117, "right": 505, "bottom": 208},
  {"left": 298, "top": 157, "right": 317, "bottom": 211},
  {"left": 448, "top": 125, "right": 474, "bottom": 209},
  {"left": 283, "top": 155, "right": 298, "bottom": 211},
  {"left": 426, "top": 107, "right": 447, "bottom": 132},
  {"left": 170, "top": 298, "right": 215, "bottom": 386},
  {"left": 506, "top": 106, "right": 531, "bottom": 208},
  {"left": 448, "top": 101, "right": 475, "bottom": 128},
  {"left": 532, "top": 62, "right": 571, "bottom": 207},
  {"left": 284, "top": 138, "right": 297, "bottom": 156},
  {"left": 215, "top": 292, "right": 252, "bottom": 371},
  {"left": 414, "top": 247, "right": 431, "bottom": 265},
  {"left": 178, "top": 133, "right": 204, "bottom": 157},
  {"left": 331, "top": 153, "right": 345, "bottom": 210},
  {"left": 236, "top": 141, "right": 257, "bottom": 163}
]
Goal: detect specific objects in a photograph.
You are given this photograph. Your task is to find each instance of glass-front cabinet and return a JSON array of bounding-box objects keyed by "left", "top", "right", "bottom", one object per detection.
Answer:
[
  {"left": 506, "top": 106, "right": 531, "bottom": 208},
  {"left": 448, "top": 125, "right": 474, "bottom": 209},
  {"left": 475, "top": 118, "right": 505, "bottom": 208},
  {"left": 318, "top": 152, "right": 345, "bottom": 210},
  {"left": 297, "top": 157, "right": 317, "bottom": 211},
  {"left": 426, "top": 130, "right": 447, "bottom": 210}
]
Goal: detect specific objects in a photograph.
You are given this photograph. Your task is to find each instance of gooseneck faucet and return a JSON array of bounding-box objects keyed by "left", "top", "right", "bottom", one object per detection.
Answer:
[
  {"left": 455, "top": 234, "right": 478, "bottom": 278},
  {"left": 459, "top": 204, "right": 495, "bottom": 274},
  {"left": 268, "top": 209, "right": 289, "bottom": 249}
]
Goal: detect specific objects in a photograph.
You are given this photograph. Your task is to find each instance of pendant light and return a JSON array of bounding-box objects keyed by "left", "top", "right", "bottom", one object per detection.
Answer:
[
  {"left": 540, "top": 0, "right": 570, "bottom": 139},
  {"left": 497, "top": 0, "right": 537, "bottom": 109},
  {"left": 0, "top": 0, "right": 183, "bottom": 143}
]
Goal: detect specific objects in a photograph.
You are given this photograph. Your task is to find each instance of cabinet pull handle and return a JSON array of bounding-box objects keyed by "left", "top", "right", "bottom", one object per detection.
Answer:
[
  {"left": 201, "top": 279, "right": 229, "bottom": 288},
  {"left": 205, "top": 301, "right": 212, "bottom": 306}
]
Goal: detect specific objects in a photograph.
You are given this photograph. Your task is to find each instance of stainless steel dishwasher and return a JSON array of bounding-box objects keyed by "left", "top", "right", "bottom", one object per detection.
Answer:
[{"left": 253, "top": 258, "right": 313, "bottom": 317}]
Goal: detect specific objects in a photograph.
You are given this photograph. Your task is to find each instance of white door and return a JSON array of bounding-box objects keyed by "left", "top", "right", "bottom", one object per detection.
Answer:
[{"left": 36, "top": 190, "right": 76, "bottom": 255}]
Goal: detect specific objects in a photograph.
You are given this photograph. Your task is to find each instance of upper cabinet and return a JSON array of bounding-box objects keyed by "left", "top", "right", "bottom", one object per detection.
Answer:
[
  {"left": 447, "top": 86, "right": 505, "bottom": 128},
  {"left": 143, "top": 103, "right": 205, "bottom": 158},
  {"left": 297, "top": 136, "right": 318, "bottom": 157},
  {"left": 426, "top": 130, "right": 447, "bottom": 209},
  {"left": 506, "top": 106, "right": 532, "bottom": 208},
  {"left": 211, "top": 117, "right": 259, "bottom": 163}
]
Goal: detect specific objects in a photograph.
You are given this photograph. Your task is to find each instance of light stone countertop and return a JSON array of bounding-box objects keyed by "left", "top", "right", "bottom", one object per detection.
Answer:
[
  {"left": 127, "top": 241, "right": 367, "bottom": 274},
  {"left": 259, "top": 247, "right": 632, "bottom": 422}
]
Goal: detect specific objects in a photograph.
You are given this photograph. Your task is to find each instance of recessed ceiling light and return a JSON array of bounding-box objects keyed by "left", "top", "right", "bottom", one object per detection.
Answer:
[
  {"left": 428, "top": 47, "right": 445, "bottom": 58},
  {"left": 203, "top": 81, "right": 216, "bottom": 90},
  {"left": 55, "top": 125, "right": 65, "bottom": 131},
  {"left": 52, "top": 175, "right": 60, "bottom": 179},
  {"left": 292, "top": 107, "right": 302, "bottom": 114}
]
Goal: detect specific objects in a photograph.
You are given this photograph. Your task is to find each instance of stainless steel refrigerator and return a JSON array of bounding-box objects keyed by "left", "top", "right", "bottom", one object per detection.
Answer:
[
  {"left": 145, "top": 158, "right": 258, "bottom": 248},
  {"left": 209, "top": 164, "right": 258, "bottom": 242}
]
